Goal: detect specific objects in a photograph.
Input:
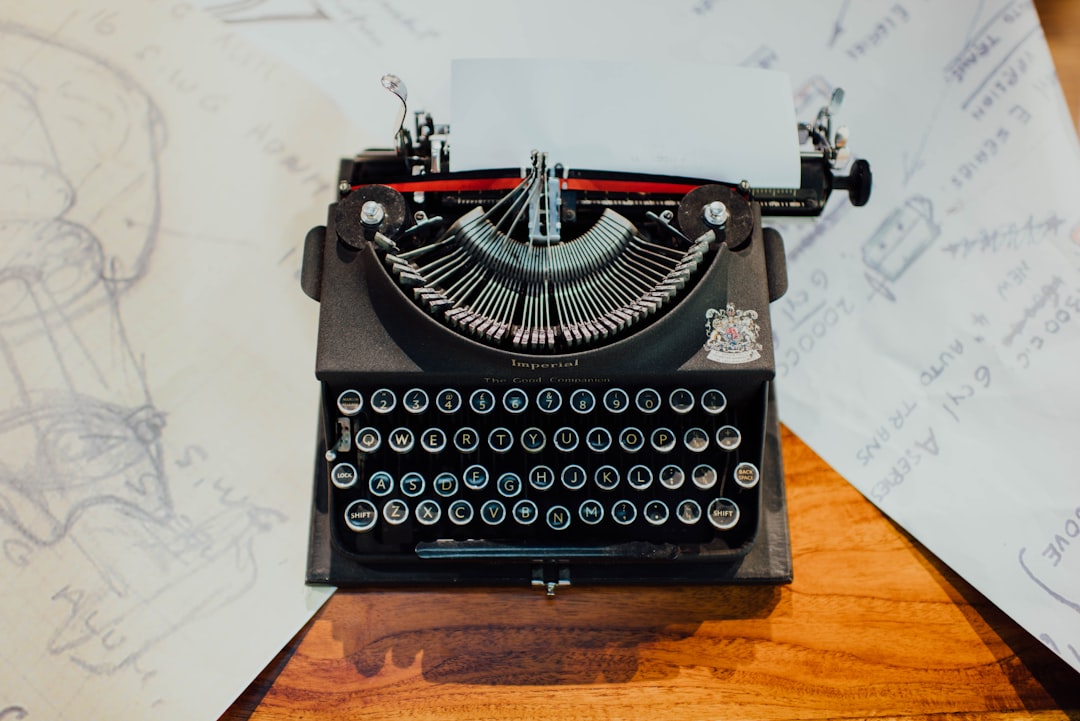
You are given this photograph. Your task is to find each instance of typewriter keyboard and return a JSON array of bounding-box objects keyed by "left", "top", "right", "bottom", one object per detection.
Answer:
[{"left": 327, "top": 383, "right": 763, "bottom": 554}]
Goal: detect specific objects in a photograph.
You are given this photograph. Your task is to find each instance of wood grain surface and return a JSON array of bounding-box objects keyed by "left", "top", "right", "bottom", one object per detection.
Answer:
[
  {"left": 222, "top": 3, "right": 1080, "bottom": 718},
  {"left": 222, "top": 424, "right": 1080, "bottom": 721},
  {"left": 1038, "top": 0, "right": 1080, "bottom": 123}
]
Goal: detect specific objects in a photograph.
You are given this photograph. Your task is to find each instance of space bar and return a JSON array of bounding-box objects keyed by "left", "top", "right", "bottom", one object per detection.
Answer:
[{"left": 414, "top": 539, "right": 680, "bottom": 560}]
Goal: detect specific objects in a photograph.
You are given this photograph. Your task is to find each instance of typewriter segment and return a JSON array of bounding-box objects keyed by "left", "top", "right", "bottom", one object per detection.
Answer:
[
  {"left": 335, "top": 153, "right": 753, "bottom": 355},
  {"left": 302, "top": 83, "right": 870, "bottom": 588}
]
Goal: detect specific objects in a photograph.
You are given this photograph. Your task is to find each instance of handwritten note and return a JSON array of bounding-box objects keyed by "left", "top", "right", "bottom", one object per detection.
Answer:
[
  {"left": 761, "top": 1, "right": 1080, "bottom": 674},
  {"left": 0, "top": 1, "right": 356, "bottom": 717},
  {"left": 194, "top": 0, "right": 1080, "bottom": 676}
]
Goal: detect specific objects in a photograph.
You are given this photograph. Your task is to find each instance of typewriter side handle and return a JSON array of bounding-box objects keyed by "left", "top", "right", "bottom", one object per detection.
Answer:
[
  {"left": 762, "top": 226, "right": 787, "bottom": 303},
  {"left": 301, "top": 224, "right": 325, "bottom": 302}
]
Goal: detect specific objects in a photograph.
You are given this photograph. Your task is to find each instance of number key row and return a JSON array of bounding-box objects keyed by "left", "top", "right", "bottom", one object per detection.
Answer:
[{"left": 337, "top": 386, "right": 729, "bottom": 417}]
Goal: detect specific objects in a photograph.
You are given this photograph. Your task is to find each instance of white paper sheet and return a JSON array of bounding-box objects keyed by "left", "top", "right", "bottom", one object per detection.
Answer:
[
  {"left": 0, "top": 1, "right": 357, "bottom": 718},
  {"left": 450, "top": 59, "right": 800, "bottom": 186}
]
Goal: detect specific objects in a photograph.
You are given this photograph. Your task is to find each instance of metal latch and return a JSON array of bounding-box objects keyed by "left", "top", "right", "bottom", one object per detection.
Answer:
[{"left": 531, "top": 563, "right": 571, "bottom": 597}]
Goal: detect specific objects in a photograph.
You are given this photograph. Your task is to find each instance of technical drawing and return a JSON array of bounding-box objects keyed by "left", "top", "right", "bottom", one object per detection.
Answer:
[{"left": 0, "top": 22, "right": 277, "bottom": 678}]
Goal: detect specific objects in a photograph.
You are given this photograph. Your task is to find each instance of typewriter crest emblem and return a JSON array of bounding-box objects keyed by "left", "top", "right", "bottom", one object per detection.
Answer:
[{"left": 705, "top": 303, "right": 762, "bottom": 365}]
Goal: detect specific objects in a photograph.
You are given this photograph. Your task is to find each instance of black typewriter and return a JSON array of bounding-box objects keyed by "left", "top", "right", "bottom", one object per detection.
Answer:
[{"left": 302, "top": 77, "right": 870, "bottom": 590}]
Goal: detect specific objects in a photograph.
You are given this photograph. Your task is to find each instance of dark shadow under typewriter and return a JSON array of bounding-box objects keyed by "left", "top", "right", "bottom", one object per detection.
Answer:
[{"left": 301, "top": 81, "right": 871, "bottom": 591}]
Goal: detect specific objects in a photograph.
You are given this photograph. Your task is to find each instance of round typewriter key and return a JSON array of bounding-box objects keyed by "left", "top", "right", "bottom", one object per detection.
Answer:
[
  {"left": 469, "top": 388, "right": 495, "bottom": 414},
  {"left": 344, "top": 499, "right": 377, "bottom": 533},
  {"left": 619, "top": 427, "right": 645, "bottom": 453},
  {"left": 370, "top": 388, "right": 396, "bottom": 414},
  {"left": 635, "top": 388, "right": 661, "bottom": 414},
  {"left": 420, "top": 428, "right": 447, "bottom": 453},
  {"left": 602, "top": 387, "right": 630, "bottom": 414},
  {"left": 683, "top": 427, "right": 709, "bottom": 453},
  {"left": 569, "top": 388, "right": 596, "bottom": 414},
  {"left": 659, "top": 464, "right": 685, "bottom": 489},
  {"left": 488, "top": 427, "right": 514, "bottom": 453},
  {"left": 579, "top": 499, "right": 604, "bottom": 525},
  {"left": 553, "top": 426, "right": 579, "bottom": 453},
  {"left": 669, "top": 388, "right": 695, "bottom": 414},
  {"left": 594, "top": 465, "right": 620, "bottom": 491},
  {"left": 433, "top": 472, "right": 458, "bottom": 497},
  {"left": 561, "top": 464, "right": 587, "bottom": 490},
  {"left": 415, "top": 499, "right": 441, "bottom": 526},
  {"left": 707, "top": 498, "right": 740, "bottom": 530},
  {"left": 716, "top": 425, "right": 742, "bottom": 451},
  {"left": 448, "top": 499, "right": 474, "bottom": 525},
  {"left": 513, "top": 499, "right": 539, "bottom": 525},
  {"left": 400, "top": 471, "right": 425, "bottom": 497},
  {"left": 627, "top": 464, "right": 653, "bottom": 490},
  {"left": 650, "top": 427, "right": 677, "bottom": 453},
  {"left": 701, "top": 389, "right": 727, "bottom": 415},
  {"left": 496, "top": 472, "right": 523, "bottom": 497},
  {"left": 355, "top": 427, "right": 381, "bottom": 454},
  {"left": 692, "top": 464, "right": 718, "bottom": 490},
  {"left": 611, "top": 500, "right": 637, "bottom": 525},
  {"left": 644, "top": 500, "right": 669, "bottom": 526},
  {"left": 336, "top": 389, "right": 363, "bottom": 416},
  {"left": 330, "top": 462, "right": 358, "bottom": 489},
  {"left": 403, "top": 388, "right": 429, "bottom": 414},
  {"left": 480, "top": 499, "right": 507, "bottom": 525},
  {"left": 586, "top": 427, "right": 612, "bottom": 453},
  {"left": 677, "top": 499, "right": 703, "bottom": 525},
  {"left": 368, "top": 471, "right": 394, "bottom": 496},
  {"left": 388, "top": 427, "right": 415, "bottom": 453},
  {"left": 382, "top": 499, "right": 409, "bottom": 526},
  {"left": 546, "top": 505, "right": 572, "bottom": 531},
  {"left": 536, "top": 387, "right": 563, "bottom": 413},
  {"left": 502, "top": 388, "right": 529, "bottom": 414},
  {"left": 463, "top": 464, "right": 489, "bottom": 491},
  {"left": 435, "top": 388, "right": 462, "bottom": 414},
  {"left": 521, "top": 427, "right": 546, "bottom": 453},
  {"left": 734, "top": 461, "right": 761, "bottom": 488},
  {"left": 453, "top": 427, "right": 480, "bottom": 453},
  {"left": 529, "top": 465, "right": 556, "bottom": 491}
]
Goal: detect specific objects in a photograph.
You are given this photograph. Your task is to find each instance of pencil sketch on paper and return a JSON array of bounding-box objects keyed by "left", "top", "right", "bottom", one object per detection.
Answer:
[
  {"left": 202, "top": 0, "right": 329, "bottom": 23},
  {"left": 1017, "top": 544, "right": 1080, "bottom": 666},
  {"left": 199, "top": 0, "right": 440, "bottom": 42},
  {"left": 0, "top": 22, "right": 281, "bottom": 680},
  {"left": 861, "top": 195, "right": 940, "bottom": 282}
]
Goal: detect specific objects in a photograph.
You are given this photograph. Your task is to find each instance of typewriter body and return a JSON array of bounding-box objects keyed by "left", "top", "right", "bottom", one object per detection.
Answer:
[{"left": 302, "top": 78, "right": 870, "bottom": 590}]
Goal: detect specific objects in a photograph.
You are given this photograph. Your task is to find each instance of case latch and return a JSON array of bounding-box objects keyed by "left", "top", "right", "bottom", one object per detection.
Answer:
[{"left": 531, "top": 563, "right": 571, "bottom": 597}]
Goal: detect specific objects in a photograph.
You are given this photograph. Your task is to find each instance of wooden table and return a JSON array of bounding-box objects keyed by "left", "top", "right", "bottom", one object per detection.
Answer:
[{"left": 222, "top": 3, "right": 1080, "bottom": 718}]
